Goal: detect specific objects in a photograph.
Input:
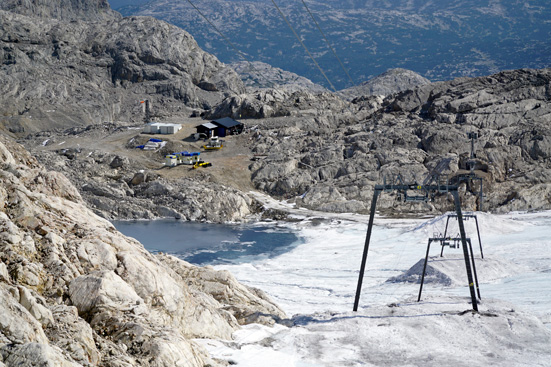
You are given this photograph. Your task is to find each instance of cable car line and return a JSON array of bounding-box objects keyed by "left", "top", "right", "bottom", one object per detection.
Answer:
[
  {"left": 269, "top": 0, "right": 338, "bottom": 92},
  {"left": 299, "top": 0, "right": 355, "bottom": 87},
  {"left": 183, "top": 0, "right": 275, "bottom": 88}
]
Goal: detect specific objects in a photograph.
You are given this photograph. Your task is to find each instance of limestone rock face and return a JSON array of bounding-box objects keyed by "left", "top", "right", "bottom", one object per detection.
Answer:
[
  {"left": 205, "top": 89, "right": 349, "bottom": 120},
  {"left": 0, "top": 136, "right": 285, "bottom": 366},
  {"left": 340, "top": 68, "right": 431, "bottom": 99},
  {"left": 0, "top": 2, "right": 244, "bottom": 135},
  {"left": 158, "top": 254, "right": 286, "bottom": 326},
  {"left": 246, "top": 69, "right": 551, "bottom": 215},
  {"left": 0, "top": 0, "right": 119, "bottom": 22},
  {"left": 1, "top": 343, "right": 82, "bottom": 367}
]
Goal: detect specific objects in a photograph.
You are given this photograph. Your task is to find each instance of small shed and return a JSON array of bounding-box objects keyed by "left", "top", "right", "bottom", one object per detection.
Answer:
[
  {"left": 196, "top": 122, "right": 219, "bottom": 137},
  {"left": 175, "top": 151, "right": 200, "bottom": 165},
  {"left": 211, "top": 117, "right": 244, "bottom": 137},
  {"left": 165, "top": 155, "right": 178, "bottom": 167}
]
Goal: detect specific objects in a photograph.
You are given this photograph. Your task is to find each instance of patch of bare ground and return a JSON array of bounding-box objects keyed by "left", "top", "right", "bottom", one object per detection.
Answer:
[{"left": 25, "top": 116, "right": 256, "bottom": 193}]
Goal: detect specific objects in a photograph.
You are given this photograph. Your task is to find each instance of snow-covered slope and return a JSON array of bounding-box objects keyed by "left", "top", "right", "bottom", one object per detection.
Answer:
[{"left": 203, "top": 211, "right": 551, "bottom": 366}]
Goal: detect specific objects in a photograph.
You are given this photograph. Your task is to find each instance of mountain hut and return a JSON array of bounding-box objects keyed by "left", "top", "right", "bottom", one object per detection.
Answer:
[
  {"left": 195, "top": 122, "right": 218, "bottom": 138},
  {"left": 211, "top": 117, "right": 244, "bottom": 137}
]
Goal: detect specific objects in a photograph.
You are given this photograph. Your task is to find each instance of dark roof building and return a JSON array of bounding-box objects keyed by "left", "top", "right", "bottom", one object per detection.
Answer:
[
  {"left": 195, "top": 122, "right": 218, "bottom": 137},
  {"left": 196, "top": 117, "right": 244, "bottom": 137},
  {"left": 212, "top": 117, "right": 244, "bottom": 137}
]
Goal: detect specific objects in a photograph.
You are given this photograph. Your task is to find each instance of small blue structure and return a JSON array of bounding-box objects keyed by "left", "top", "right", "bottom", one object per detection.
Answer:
[{"left": 165, "top": 151, "right": 201, "bottom": 166}]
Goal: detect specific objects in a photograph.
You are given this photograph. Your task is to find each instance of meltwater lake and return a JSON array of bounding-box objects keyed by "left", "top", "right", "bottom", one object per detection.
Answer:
[{"left": 112, "top": 219, "right": 302, "bottom": 266}]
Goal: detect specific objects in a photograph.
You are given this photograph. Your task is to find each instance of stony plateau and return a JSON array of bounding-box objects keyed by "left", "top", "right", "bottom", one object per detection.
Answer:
[
  {"left": 244, "top": 68, "right": 551, "bottom": 215},
  {"left": 19, "top": 68, "right": 551, "bottom": 222},
  {"left": 0, "top": 135, "right": 285, "bottom": 366}
]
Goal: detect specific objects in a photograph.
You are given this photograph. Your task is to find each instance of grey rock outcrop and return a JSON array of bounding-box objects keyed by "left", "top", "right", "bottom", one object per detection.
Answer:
[
  {"left": 0, "top": 135, "right": 285, "bottom": 366},
  {"left": 205, "top": 89, "right": 350, "bottom": 120},
  {"left": 340, "top": 68, "right": 431, "bottom": 99},
  {"left": 0, "top": 0, "right": 120, "bottom": 21},
  {"left": 0, "top": 2, "right": 244, "bottom": 136},
  {"left": 231, "top": 61, "right": 329, "bottom": 93},
  {"left": 246, "top": 68, "right": 551, "bottom": 215}
]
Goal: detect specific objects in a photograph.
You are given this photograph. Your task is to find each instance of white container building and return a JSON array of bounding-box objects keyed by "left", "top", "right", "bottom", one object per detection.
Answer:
[{"left": 144, "top": 122, "right": 182, "bottom": 135}]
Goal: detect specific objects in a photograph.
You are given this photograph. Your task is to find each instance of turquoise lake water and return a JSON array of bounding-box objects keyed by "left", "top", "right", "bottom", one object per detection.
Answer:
[{"left": 112, "top": 219, "right": 302, "bottom": 265}]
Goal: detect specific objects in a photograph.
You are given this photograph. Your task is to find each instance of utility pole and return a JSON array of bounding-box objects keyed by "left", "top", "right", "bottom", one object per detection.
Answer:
[{"left": 141, "top": 100, "right": 151, "bottom": 124}]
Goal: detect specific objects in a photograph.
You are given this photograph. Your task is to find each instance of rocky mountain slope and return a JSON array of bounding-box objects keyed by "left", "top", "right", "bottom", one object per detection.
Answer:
[
  {"left": 0, "top": 134, "right": 284, "bottom": 366},
  {"left": 339, "top": 68, "right": 431, "bottom": 99},
  {"left": 120, "top": 0, "right": 551, "bottom": 89},
  {"left": 231, "top": 60, "right": 328, "bottom": 93},
  {"left": 0, "top": 0, "right": 119, "bottom": 21},
  {"left": 20, "top": 68, "right": 551, "bottom": 221},
  {"left": 245, "top": 68, "right": 551, "bottom": 215},
  {"left": 0, "top": 2, "right": 244, "bottom": 136}
]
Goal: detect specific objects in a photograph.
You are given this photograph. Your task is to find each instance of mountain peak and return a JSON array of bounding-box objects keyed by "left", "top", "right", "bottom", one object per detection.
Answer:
[{"left": 340, "top": 68, "right": 431, "bottom": 98}]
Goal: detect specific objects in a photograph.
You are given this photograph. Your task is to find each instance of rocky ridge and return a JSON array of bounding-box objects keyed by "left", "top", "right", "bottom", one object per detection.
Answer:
[
  {"left": 0, "top": 4, "right": 244, "bottom": 136},
  {"left": 204, "top": 88, "right": 350, "bottom": 120},
  {"left": 0, "top": 135, "right": 285, "bottom": 366},
  {"left": 246, "top": 68, "right": 551, "bottom": 215},
  {"left": 231, "top": 61, "right": 328, "bottom": 93},
  {"left": 339, "top": 68, "right": 431, "bottom": 99}
]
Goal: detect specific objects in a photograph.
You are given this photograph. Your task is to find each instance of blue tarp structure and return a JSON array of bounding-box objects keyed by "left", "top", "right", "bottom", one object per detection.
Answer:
[{"left": 172, "top": 151, "right": 200, "bottom": 156}]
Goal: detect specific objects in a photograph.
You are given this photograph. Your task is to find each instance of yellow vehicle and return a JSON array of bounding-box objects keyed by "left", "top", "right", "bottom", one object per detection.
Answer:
[
  {"left": 203, "top": 136, "right": 223, "bottom": 150},
  {"left": 193, "top": 161, "right": 212, "bottom": 169}
]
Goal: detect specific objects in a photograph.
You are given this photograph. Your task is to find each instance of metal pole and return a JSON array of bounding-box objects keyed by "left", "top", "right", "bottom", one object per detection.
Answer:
[
  {"left": 440, "top": 215, "right": 451, "bottom": 257},
  {"left": 452, "top": 190, "right": 479, "bottom": 312},
  {"left": 418, "top": 239, "right": 433, "bottom": 302},
  {"left": 474, "top": 216, "right": 484, "bottom": 259},
  {"left": 353, "top": 189, "right": 381, "bottom": 311},
  {"left": 145, "top": 100, "right": 151, "bottom": 124},
  {"left": 467, "top": 239, "right": 482, "bottom": 299},
  {"left": 478, "top": 178, "right": 483, "bottom": 212}
]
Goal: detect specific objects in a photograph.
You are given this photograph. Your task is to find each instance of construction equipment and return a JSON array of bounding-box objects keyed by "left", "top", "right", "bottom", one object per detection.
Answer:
[
  {"left": 203, "top": 136, "right": 223, "bottom": 150},
  {"left": 193, "top": 161, "right": 212, "bottom": 169}
]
